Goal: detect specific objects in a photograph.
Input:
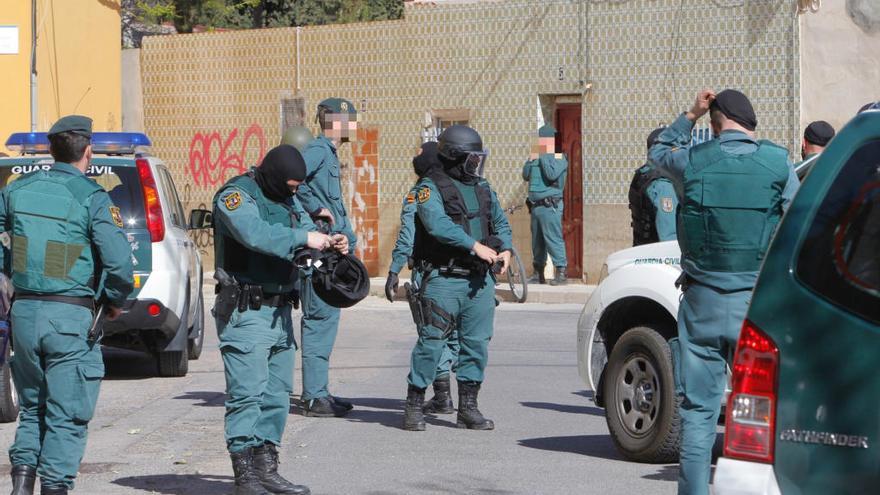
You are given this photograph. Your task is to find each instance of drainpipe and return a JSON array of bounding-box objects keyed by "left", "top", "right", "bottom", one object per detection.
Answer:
[
  {"left": 296, "top": 26, "right": 301, "bottom": 93},
  {"left": 30, "top": 0, "right": 37, "bottom": 132}
]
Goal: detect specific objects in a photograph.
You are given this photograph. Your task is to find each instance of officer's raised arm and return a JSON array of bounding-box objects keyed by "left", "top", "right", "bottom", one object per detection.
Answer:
[
  {"left": 88, "top": 192, "right": 135, "bottom": 309},
  {"left": 650, "top": 89, "right": 716, "bottom": 183},
  {"left": 539, "top": 153, "right": 568, "bottom": 182}
]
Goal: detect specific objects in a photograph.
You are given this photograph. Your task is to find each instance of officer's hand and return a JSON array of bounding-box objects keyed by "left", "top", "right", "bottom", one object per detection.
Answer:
[
  {"left": 106, "top": 306, "right": 123, "bottom": 321},
  {"left": 384, "top": 271, "right": 399, "bottom": 302},
  {"left": 314, "top": 208, "right": 335, "bottom": 225},
  {"left": 497, "top": 250, "right": 512, "bottom": 274},
  {"left": 307, "top": 232, "right": 332, "bottom": 250},
  {"left": 688, "top": 89, "right": 716, "bottom": 121},
  {"left": 0, "top": 273, "right": 12, "bottom": 315},
  {"left": 472, "top": 242, "right": 498, "bottom": 264},
  {"left": 331, "top": 234, "right": 349, "bottom": 254}
]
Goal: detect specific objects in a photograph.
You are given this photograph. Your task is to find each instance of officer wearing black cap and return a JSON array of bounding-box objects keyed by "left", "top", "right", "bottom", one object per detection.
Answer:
[
  {"left": 649, "top": 89, "right": 800, "bottom": 495},
  {"left": 628, "top": 127, "right": 678, "bottom": 245},
  {"left": 797, "top": 120, "right": 835, "bottom": 169},
  {"left": 2, "top": 115, "right": 133, "bottom": 494}
]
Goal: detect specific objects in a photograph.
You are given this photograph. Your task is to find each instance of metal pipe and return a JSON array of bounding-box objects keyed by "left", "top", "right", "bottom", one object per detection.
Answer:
[
  {"left": 30, "top": 0, "right": 37, "bottom": 131},
  {"left": 296, "top": 26, "right": 301, "bottom": 92}
]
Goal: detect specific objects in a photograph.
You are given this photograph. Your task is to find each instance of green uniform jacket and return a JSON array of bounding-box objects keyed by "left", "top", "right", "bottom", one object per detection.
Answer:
[
  {"left": 522, "top": 153, "right": 568, "bottom": 201},
  {"left": 296, "top": 135, "right": 357, "bottom": 249}
]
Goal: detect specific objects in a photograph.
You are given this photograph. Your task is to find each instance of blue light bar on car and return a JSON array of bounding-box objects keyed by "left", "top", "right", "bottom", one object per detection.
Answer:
[{"left": 5, "top": 132, "right": 152, "bottom": 155}]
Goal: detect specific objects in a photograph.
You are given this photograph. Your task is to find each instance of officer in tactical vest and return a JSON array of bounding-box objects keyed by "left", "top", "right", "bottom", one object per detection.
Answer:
[
  {"left": 403, "top": 125, "right": 513, "bottom": 432},
  {"left": 522, "top": 124, "right": 568, "bottom": 285},
  {"left": 796, "top": 120, "right": 835, "bottom": 169},
  {"left": 281, "top": 126, "right": 314, "bottom": 153},
  {"left": 386, "top": 142, "right": 459, "bottom": 415},
  {"left": 213, "top": 144, "right": 344, "bottom": 495},
  {"left": 295, "top": 98, "right": 359, "bottom": 417},
  {"left": 2, "top": 116, "right": 134, "bottom": 495},
  {"left": 649, "top": 90, "right": 800, "bottom": 495},
  {"left": 628, "top": 127, "right": 678, "bottom": 245}
]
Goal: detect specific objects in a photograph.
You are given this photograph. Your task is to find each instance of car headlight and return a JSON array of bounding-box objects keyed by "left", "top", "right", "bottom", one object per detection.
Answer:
[{"left": 597, "top": 263, "right": 609, "bottom": 284}]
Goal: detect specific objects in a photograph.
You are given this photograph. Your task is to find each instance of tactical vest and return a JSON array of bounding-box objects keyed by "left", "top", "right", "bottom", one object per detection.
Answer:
[
  {"left": 7, "top": 168, "right": 102, "bottom": 294},
  {"left": 412, "top": 171, "right": 495, "bottom": 268},
  {"left": 628, "top": 164, "right": 663, "bottom": 246},
  {"left": 679, "top": 140, "right": 790, "bottom": 272},
  {"left": 213, "top": 172, "right": 299, "bottom": 294}
]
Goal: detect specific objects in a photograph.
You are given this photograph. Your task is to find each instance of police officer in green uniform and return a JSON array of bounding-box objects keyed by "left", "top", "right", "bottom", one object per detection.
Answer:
[
  {"left": 3, "top": 116, "right": 133, "bottom": 495},
  {"left": 385, "top": 142, "right": 458, "bottom": 414},
  {"left": 281, "top": 126, "right": 314, "bottom": 153},
  {"left": 402, "top": 125, "right": 513, "bottom": 431},
  {"left": 522, "top": 124, "right": 568, "bottom": 286},
  {"left": 296, "top": 98, "right": 359, "bottom": 417},
  {"left": 629, "top": 128, "right": 678, "bottom": 245},
  {"left": 213, "top": 145, "right": 346, "bottom": 495},
  {"left": 650, "top": 90, "right": 800, "bottom": 495},
  {"left": 796, "top": 120, "right": 835, "bottom": 169}
]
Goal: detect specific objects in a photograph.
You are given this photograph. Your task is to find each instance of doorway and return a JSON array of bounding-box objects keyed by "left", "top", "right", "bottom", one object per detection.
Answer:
[{"left": 555, "top": 104, "right": 583, "bottom": 279}]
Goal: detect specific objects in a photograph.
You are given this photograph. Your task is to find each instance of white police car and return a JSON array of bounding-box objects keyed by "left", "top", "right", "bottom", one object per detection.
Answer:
[{"left": 0, "top": 132, "right": 207, "bottom": 421}]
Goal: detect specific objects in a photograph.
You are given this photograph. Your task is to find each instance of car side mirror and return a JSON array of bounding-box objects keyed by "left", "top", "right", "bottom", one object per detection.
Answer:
[{"left": 188, "top": 209, "right": 213, "bottom": 230}]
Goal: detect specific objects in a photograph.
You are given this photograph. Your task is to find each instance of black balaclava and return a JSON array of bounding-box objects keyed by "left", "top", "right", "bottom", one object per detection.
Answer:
[
  {"left": 413, "top": 142, "right": 441, "bottom": 178},
  {"left": 255, "top": 144, "right": 307, "bottom": 203}
]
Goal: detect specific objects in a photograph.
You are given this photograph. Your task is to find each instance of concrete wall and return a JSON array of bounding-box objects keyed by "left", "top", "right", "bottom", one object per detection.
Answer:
[
  {"left": 0, "top": 1, "right": 31, "bottom": 155},
  {"left": 121, "top": 48, "right": 145, "bottom": 132},
  {"left": 800, "top": 1, "right": 880, "bottom": 134}
]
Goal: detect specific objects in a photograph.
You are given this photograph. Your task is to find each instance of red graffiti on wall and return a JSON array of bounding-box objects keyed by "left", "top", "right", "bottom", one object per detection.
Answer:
[{"left": 187, "top": 124, "right": 267, "bottom": 188}]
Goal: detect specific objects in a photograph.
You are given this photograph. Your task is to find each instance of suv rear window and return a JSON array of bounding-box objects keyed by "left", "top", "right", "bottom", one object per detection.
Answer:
[
  {"left": 797, "top": 139, "right": 880, "bottom": 324},
  {"left": 0, "top": 164, "right": 146, "bottom": 229}
]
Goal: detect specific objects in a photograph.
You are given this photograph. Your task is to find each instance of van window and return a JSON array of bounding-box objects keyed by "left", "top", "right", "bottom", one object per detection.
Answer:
[{"left": 797, "top": 139, "right": 880, "bottom": 324}]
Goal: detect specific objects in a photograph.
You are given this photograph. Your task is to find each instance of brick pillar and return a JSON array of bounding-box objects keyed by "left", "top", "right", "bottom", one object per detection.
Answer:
[{"left": 351, "top": 126, "right": 380, "bottom": 275}]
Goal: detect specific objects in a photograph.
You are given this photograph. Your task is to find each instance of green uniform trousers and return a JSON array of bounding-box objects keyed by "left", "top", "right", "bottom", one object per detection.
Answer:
[
  {"left": 8, "top": 300, "right": 103, "bottom": 490},
  {"left": 675, "top": 282, "right": 750, "bottom": 495},
  {"left": 411, "top": 269, "right": 459, "bottom": 379},
  {"left": 218, "top": 304, "right": 296, "bottom": 453},
  {"left": 407, "top": 271, "right": 495, "bottom": 389},
  {"left": 530, "top": 202, "right": 567, "bottom": 269},
  {"left": 300, "top": 282, "right": 340, "bottom": 401}
]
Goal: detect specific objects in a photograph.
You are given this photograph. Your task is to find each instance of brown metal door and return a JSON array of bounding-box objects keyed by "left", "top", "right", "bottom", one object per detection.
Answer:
[{"left": 555, "top": 104, "right": 583, "bottom": 279}]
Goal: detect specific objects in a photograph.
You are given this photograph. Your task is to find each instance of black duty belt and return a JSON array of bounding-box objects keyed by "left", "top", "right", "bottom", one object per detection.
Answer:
[
  {"left": 261, "top": 293, "right": 289, "bottom": 308},
  {"left": 16, "top": 294, "right": 95, "bottom": 310},
  {"left": 527, "top": 196, "right": 562, "bottom": 210}
]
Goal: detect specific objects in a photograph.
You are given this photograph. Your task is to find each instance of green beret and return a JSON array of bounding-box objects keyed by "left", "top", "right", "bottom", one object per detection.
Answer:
[
  {"left": 538, "top": 124, "right": 556, "bottom": 137},
  {"left": 47, "top": 115, "right": 92, "bottom": 138},
  {"left": 318, "top": 98, "right": 357, "bottom": 117}
]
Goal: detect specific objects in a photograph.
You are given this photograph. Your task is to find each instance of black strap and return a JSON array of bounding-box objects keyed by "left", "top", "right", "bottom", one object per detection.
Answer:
[{"left": 16, "top": 294, "right": 95, "bottom": 310}]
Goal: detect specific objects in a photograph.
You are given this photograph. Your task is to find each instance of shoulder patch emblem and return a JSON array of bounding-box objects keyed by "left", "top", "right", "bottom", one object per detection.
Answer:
[
  {"left": 109, "top": 206, "right": 123, "bottom": 228},
  {"left": 417, "top": 187, "right": 431, "bottom": 204},
  {"left": 405, "top": 192, "right": 416, "bottom": 204},
  {"left": 661, "top": 197, "right": 674, "bottom": 213},
  {"left": 224, "top": 191, "right": 242, "bottom": 211}
]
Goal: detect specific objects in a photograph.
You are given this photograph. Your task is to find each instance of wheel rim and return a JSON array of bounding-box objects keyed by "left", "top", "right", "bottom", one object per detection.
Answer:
[
  {"left": 9, "top": 349, "right": 16, "bottom": 410},
  {"left": 614, "top": 353, "right": 660, "bottom": 438},
  {"left": 507, "top": 265, "right": 525, "bottom": 299}
]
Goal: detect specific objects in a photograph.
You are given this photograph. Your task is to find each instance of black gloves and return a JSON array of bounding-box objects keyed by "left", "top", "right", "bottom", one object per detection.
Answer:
[{"left": 385, "top": 271, "right": 399, "bottom": 302}]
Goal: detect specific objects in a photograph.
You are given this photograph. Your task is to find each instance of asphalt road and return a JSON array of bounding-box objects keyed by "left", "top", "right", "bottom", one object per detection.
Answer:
[{"left": 0, "top": 296, "right": 678, "bottom": 494}]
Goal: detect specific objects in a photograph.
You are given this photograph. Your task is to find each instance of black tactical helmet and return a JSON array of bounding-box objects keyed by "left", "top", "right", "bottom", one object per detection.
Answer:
[
  {"left": 295, "top": 250, "right": 369, "bottom": 308},
  {"left": 437, "top": 125, "right": 483, "bottom": 162}
]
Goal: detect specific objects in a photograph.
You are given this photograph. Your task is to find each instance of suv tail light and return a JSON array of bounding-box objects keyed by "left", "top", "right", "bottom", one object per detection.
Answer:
[
  {"left": 136, "top": 158, "right": 165, "bottom": 242},
  {"left": 724, "top": 320, "right": 779, "bottom": 463}
]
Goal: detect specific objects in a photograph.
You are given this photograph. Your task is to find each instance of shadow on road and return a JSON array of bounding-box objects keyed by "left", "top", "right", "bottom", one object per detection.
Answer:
[
  {"left": 362, "top": 478, "right": 516, "bottom": 495},
  {"left": 517, "top": 434, "right": 624, "bottom": 461},
  {"left": 173, "top": 391, "right": 226, "bottom": 407},
  {"left": 520, "top": 401, "right": 604, "bottom": 417},
  {"left": 642, "top": 464, "right": 679, "bottom": 482},
  {"left": 102, "top": 348, "right": 158, "bottom": 380},
  {"left": 112, "top": 473, "right": 233, "bottom": 494}
]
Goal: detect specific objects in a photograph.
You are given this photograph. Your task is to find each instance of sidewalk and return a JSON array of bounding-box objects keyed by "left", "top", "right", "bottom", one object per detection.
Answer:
[{"left": 368, "top": 277, "right": 595, "bottom": 305}]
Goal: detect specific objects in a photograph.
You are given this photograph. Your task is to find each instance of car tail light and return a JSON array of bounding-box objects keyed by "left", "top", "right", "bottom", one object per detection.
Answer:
[
  {"left": 136, "top": 158, "right": 165, "bottom": 242},
  {"left": 724, "top": 320, "right": 779, "bottom": 463},
  {"left": 148, "top": 303, "right": 161, "bottom": 317}
]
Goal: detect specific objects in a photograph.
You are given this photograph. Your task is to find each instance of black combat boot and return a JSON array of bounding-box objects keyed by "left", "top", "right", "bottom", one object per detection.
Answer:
[
  {"left": 252, "top": 444, "right": 310, "bottom": 495},
  {"left": 301, "top": 397, "right": 348, "bottom": 418},
  {"left": 37, "top": 486, "right": 66, "bottom": 495},
  {"left": 329, "top": 395, "right": 354, "bottom": 412},
  {"left": 403, "top": 385, "right": 426, "bottom": 431},
  {"left": 548, "top": 268, "right": 568, "bottom": 286},
  {"left": 422, "top": 375, "right": 454, "bottom": 414},
  {"left": 527, "top": 265, "right": 546, "bottom": 284},
  {"left": 230, "top": 448, "right": 272, "bottom": 495},
  {"left": 10, "top": 465, "right": 36, "bottom": 495},
  {"left": 456, "top": 381, "right": 494, "bottom": 430}
]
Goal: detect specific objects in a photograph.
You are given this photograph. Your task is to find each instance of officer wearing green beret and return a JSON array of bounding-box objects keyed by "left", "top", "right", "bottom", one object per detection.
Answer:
[
  {"left": 522, "top": 124, "right": 568, "bottom": 285},
  {"left": 629, "top": 127, "right": 678, "bottom": 245},
  {"left": 281, "top": 126, "right": 314, "bottom": 153},
  {"left": 295, "top": 98, "right": 359, "bottom": 417},
  {"left": 3, "top": 115, "right": 134, "bottom": 495},
  {"left": 650, "top": 90, "right": 800, "bottom": 495},
  {"left": 213, "top": 144, "right": 346, "bottom": 495},
  {"left": 402, "top": 125, "right": 512, "bottom": 432},
  {"left": 386, "top": 142, "right": 458, "bottom": 415}
]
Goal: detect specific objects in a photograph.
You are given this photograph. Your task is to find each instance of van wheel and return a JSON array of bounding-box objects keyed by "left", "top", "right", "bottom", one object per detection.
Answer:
[
  {"left": 188, "top": 291, "right": 205, "bottom": 360},
  {"left": 158, "top": 345, "right": 189, "bottom": 377},
  {"left": 603, "top": 325, "right": 680, "bottom": 463},
  {"left": 0, "top": 346, "right": 18, "bottom": 422}
]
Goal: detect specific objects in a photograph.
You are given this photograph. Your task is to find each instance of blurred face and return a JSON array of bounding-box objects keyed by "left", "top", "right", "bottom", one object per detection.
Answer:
[
  {"left": 531, "top": 136, "right": 555, "bottom": 156},
  {"left": 323, "top": 113, "right": 358, "bottom": 143}
]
